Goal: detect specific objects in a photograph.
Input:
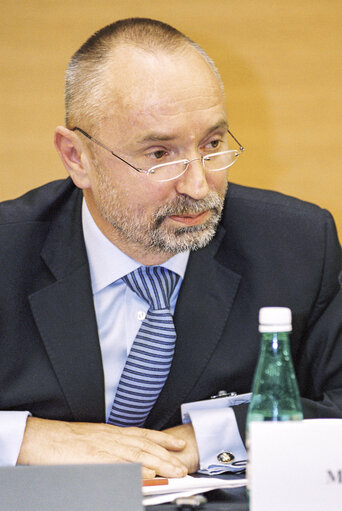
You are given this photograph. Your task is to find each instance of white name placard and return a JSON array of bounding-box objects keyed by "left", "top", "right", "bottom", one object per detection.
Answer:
[{"left": 248, "top": 419, "right": 342, "bottom": 511}]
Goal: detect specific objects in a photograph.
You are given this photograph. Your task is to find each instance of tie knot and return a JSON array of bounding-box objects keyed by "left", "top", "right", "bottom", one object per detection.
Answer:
[{"left": 123, "top": 266, "right": 179, "bottom": 311}]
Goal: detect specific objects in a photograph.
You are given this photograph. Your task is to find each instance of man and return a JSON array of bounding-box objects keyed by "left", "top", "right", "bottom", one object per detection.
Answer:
[{"left": 1, "top": 18, "right": 342, "bottom": 478}]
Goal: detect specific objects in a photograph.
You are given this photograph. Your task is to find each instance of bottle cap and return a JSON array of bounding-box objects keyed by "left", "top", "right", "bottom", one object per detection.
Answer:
[{"left": 259, "top": 307, "right": 292, "bottom": 332}]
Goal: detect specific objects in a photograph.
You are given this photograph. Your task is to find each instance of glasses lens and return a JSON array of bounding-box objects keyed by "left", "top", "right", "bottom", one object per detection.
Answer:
[
  {"left": 148, "top": 149, "right": 241, "bottom": 182},
  {"left": 149, "top": 161, "right": 188, "bottom": 182},
  {"left": 204, "top": 150, "right": 240, "bottom": 172}
]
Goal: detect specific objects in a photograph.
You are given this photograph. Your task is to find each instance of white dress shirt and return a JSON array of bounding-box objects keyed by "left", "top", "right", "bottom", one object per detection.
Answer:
[{"left": 81, "top": 199, "right": 189, "bottom": 418}]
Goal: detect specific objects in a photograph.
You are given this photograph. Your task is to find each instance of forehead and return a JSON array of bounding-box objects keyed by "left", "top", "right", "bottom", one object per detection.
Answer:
[{"left": 100, "top": 44, "right": 226, "bottom": 140}]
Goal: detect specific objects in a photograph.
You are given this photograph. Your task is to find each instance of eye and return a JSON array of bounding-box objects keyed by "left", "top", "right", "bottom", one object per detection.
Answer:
[
  {"left": 202, "top": 138, "right": 222, "bottom": 152},
  {"left": 209, "top": 139, "right": 220, "bottom": 149},
  {"left": 145, "top": 149, "right": 169, "bottom": 161},
  {"left": 151, "top": 149, "right": 167, "bottom": 159}
]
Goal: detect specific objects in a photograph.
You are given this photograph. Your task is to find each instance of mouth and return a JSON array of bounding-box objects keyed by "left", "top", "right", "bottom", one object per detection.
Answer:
[{"left": 168, "top": 211, "right": 210, "bottom": 226}]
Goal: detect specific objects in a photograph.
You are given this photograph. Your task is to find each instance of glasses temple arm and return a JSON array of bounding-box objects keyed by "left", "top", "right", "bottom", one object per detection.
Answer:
[
  {"left": 227, "top": 129, "right": 244, "bottom": 152},
  {"left": 72, "top": 127, "right": 143, "bottom": 174}
]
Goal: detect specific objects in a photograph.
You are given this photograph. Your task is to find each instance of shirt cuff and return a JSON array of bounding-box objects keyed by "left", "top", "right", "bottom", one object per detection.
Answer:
[
  {"left": 187, "top": 407, "right": 247, "bottom": 474},
  {"left": 181, "top": 393, "right": 250, "bottom": 475},
  {"left": 0, "top": 411, "right": 30, "bottom": 466}
]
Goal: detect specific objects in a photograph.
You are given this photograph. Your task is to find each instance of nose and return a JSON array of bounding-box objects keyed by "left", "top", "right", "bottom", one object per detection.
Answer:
[{"left": 175, "top": 157, "right": 210, "bottom": 200}]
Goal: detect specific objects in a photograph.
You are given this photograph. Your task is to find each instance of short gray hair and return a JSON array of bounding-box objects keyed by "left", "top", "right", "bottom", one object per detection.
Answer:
[{"left": 65, "top": 17, "right": 223, "bottom": 130}]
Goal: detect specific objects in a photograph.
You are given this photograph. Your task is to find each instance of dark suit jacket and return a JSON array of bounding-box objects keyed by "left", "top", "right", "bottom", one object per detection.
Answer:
[{"left": 1, "top": 178, "right": 342, "bottom": 441}]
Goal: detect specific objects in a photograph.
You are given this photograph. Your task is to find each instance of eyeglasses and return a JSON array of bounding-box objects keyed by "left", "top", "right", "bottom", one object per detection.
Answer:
[{"left": 72, "top": 126, "right": 245, "bottom": 183}]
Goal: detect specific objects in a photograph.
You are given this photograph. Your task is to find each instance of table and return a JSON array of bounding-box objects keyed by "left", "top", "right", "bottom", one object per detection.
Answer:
[{"left": 146, "top": 486, "right": 248, "bottom": 510}]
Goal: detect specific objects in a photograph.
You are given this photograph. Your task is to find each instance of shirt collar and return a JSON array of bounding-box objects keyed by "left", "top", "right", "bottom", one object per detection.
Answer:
[{"left": 82, "top": 198, "right": 189, "bottom": 294}]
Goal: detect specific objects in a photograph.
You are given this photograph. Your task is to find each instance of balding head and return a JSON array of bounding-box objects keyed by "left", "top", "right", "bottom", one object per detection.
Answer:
[{"left": 65, "top": 18, "right": 223, "bottom": 131}]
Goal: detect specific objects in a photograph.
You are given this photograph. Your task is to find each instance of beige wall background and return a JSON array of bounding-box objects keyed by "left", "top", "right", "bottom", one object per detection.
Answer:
[{"left": 1, "top": 0, "right": 342, "bottom": 237}]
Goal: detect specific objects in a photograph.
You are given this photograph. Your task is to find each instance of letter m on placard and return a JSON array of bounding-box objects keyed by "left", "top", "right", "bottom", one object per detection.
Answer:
[{"left": 327, "top": 470, "right": 342, "bottom": 483}]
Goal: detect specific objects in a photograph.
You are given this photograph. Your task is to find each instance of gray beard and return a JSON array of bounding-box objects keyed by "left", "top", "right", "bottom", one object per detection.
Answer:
[
  {"left": 106, "top": 192, "right": 225, "bottom": 255},
  {"left": 149, "top": 194, "right": 224, "bottom": 253},
  {"left": 93, "top": 161, "right": 227, "bottom": 256}
]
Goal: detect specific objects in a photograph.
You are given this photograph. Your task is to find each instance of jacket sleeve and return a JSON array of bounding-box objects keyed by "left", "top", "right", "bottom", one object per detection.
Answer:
[
  {"left": 297, "top": 210, "right": 342, "bottom": 419},
  {"left": 234, "top": 209, "right": 342, "bottom": 444}
]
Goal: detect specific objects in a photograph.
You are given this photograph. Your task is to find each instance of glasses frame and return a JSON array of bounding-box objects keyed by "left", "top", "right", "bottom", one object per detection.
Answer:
[{"left": 71, "top": 126, "right": 245, "bottom": 182}]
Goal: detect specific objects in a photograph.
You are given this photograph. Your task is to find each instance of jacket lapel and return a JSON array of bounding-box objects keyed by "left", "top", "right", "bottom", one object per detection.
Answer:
[
  {"left": 28, "top": 189, "right": 105, "bottom": 422},
  {"left": 145, "top": 225, "right": 242, "bottom": 429}
]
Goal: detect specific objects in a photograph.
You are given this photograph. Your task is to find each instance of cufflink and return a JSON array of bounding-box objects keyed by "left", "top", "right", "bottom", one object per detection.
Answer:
[
  {"left": 217, "top": 451, "right": 235, "bottom": 464},
  {"left": 210, "top": 390, "right": 237, "bottom": 399}
]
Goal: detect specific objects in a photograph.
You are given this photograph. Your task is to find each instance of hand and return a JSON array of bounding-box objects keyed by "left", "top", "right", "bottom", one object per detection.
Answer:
[
  {"left": 17, "top": 417, "right": 188, "bottom": 479},
  {"left": 163, "top": 423, "right": 200, "bottom": 474}
]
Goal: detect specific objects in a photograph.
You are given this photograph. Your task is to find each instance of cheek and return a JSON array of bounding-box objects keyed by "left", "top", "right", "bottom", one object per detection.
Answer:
[
  {"left": 208, "top": 171, "right": 228, "bottom": 192},
  {"left": 134, "top": 179, "right": 176, "bottom": 208},
  {"left": 92, "top": 159, "right": 177, "bottom": 210}
]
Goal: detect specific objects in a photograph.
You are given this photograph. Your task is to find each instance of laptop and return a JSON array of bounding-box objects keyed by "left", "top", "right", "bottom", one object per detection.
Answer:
[{"left": 0, "top": 463, "right": 142, "bottom": 511}]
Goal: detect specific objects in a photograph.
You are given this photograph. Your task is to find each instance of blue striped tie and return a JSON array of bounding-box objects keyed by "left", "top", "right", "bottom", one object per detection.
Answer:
[{"left": 108, "top": 266, "right": 179, "bottom": 427}]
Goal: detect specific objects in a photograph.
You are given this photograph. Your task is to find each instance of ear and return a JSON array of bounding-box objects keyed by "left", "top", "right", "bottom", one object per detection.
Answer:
[{"left": 54, "top": 126, "right": 92, "bottom": 189}]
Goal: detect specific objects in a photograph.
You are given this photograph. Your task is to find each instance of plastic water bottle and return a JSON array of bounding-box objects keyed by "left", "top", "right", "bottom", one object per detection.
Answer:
[
  {"left": 246, "top": 307, "right": 303, "bottom": 499},
  {"left": 247, "top": 307, "right": 303, "bottom": 424}
]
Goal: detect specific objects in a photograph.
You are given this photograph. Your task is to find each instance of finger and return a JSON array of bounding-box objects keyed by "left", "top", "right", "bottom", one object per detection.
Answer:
[
  {"left": 142, "top": 467, "right": 156, "bottom": 479},
  {"left": 104, "top": 448, "right": 187, "bottom": 478},
  {"left": 107, "top": 442, "right": 187, "bottom": 478},
  {"left": 114, "top": 435, "right": 186, "bottom": 471},
  {"left": 123, "top": 426, "right": 186, "bottom": 451},
  {"left": 111, "top": 435, "right": 187, "bottom": 472},
  {"left": 129, "top": 447, "right": 187, "bottom": 478}
]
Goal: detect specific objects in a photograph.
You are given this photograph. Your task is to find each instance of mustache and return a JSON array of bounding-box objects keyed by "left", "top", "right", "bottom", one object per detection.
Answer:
[{"left": 153, "top": 191, "right": 224, "bottom": 226}]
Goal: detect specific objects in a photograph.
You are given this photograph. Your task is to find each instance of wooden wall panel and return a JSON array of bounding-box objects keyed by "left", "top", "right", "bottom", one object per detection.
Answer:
[{"left": 1, "top": 0, "right": 342, "bottom": 237}]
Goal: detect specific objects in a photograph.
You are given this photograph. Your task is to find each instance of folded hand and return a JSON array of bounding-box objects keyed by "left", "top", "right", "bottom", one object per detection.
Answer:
[{"left": 18, "top": 417, "right": 188, "bottom": 479}]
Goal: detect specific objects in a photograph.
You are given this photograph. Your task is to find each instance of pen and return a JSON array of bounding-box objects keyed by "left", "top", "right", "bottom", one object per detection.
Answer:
[{"left": 142, "top": 478, "right": 169, "bottom": 487}]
